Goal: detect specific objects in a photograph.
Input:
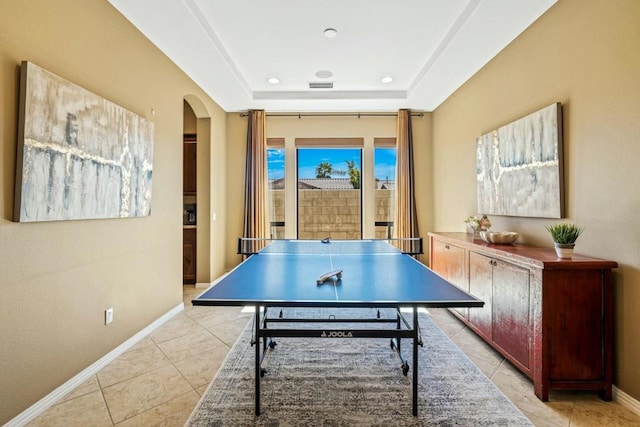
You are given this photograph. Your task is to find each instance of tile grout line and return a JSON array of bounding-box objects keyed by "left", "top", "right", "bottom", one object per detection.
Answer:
[
  {"left": 101, "top": 318, "right": 215, "bottom": 425},
  {"left": 96, "top": 345, "right": 173, "bottom": 391},
  {"left": 95, "top": 373, "right": 116, "bottom": 426}
]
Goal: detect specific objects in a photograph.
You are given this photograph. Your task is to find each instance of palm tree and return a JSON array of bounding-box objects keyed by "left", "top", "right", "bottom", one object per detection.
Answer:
[
  {"left": 346, "top": 160, "right": 361, "bottom": 189},
  {"left": 315, "top": 162, "right": 333, "bottom": 178}
]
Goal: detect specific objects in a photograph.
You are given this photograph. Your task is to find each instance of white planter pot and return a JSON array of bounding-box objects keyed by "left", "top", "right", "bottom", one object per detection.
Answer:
[{"left": 554, "top": 243, "right": 575, "bottom": 259}]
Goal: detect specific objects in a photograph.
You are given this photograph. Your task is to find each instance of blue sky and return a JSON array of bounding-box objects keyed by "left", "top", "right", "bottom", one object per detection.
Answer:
[
  {"left": 267, "top": 148, "right": 396, "bottom": 180},
  {"left": 372, "top": 148, "right": 396, "bottom": 181}
]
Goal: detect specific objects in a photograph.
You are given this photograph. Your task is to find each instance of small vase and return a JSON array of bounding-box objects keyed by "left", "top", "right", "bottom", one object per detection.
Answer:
[
  {"left": 469, "top": 226, "right": 488, "bottom": 238},
  {"left": 554, "top": 243, "right": 575, "bottom": 259}
]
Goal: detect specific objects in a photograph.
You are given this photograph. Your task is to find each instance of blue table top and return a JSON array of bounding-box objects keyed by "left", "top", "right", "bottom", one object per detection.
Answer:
[{"left": 193, "top": 240, "right": 483, "bottom": 308}]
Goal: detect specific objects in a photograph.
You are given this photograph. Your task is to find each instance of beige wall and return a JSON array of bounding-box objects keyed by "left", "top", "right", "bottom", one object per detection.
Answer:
[
  {"left": 224, "top": 114, "right": 433, "bottom": 267},
  {"left": 432, "top": 0, "right": 640, "bottom": 400},
  {"left": 0, "top": 0, "right": 227, "bottom": 422},
  {"left": 224, "top": 113, "right": 248, "bottom": 268},
  {"left": 183, "top": 101, "right": 197, "bottom": 134},
  {"left": 203, "top": 104, "right": 228, "bottom": 282}
]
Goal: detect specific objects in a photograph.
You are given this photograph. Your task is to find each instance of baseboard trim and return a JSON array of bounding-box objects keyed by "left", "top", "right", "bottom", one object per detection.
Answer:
[
  {"left": 614, "top": 385, "right": 640, "bottom": 416},
  {"left": 6, "top": 302, "right": 184, "bottom": 427}
]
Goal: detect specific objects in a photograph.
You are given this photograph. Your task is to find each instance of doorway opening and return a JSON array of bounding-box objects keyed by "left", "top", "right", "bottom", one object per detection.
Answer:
[{"left": 183, "top": 101, "right": 197, "bottom": 284}]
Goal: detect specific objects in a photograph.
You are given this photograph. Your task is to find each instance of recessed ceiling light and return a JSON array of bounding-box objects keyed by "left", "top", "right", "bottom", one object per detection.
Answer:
[
  {"left": 315, "top": 70, "right": 333, "bottom": 79},
  {"left": 381, "top": 76, "right": 394, "bottom": 84},
  {"left": 267, "top": 77, "right": 280, "bottom": 84},
  {"left": 323, "top": 28, "right": 337, "bottom": 38}
]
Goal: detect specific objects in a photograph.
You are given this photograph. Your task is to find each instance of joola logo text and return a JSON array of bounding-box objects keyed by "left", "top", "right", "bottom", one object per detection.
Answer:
[{"left": 320, "top": 331, "right": 354, "bottom": 338}]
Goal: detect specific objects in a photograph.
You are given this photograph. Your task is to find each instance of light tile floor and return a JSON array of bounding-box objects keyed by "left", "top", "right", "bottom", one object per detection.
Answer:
[{"left": 27, "top": 286, "right": 640, "bottom": 426}]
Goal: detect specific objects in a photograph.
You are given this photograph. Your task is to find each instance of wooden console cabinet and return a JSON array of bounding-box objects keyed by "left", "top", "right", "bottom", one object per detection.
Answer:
[{"left": 428, "top": 232, "right": 617, "bottom": 401}]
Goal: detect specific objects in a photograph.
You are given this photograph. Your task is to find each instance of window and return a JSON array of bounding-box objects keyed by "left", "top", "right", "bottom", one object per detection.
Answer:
[
  {"left": 267, "top": 139, "right": 285, "bottom": 238},
  {"left": 297, "top": 147, "right": 362, "bottom": 239},
  {"left": 374, "top": 145, "right": 396, "bottom": 239}
]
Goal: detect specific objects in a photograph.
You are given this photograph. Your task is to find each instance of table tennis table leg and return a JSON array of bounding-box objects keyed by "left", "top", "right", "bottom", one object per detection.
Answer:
[
  {"left": 390, "top": 309, "right": 411, "bottom": 376},
  {"left": 255, "top": 305, "right": 261, "bottom": 416},
  {"left": 413, "top": 307, "right": 418, "bottom": 416},
  {"left": 395, "top": 309, "right": 402, "bottom": 354}
]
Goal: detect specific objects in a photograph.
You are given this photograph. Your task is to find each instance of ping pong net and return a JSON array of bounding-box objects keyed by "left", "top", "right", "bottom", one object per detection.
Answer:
[{"left": 237, "top": 237, "right": 423, "bottom": 256}]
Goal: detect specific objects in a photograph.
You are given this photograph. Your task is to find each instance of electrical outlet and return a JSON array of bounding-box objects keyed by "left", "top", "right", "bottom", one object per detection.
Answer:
[{"left": 105, "top": 308, "right": 114, "bottom": 325}]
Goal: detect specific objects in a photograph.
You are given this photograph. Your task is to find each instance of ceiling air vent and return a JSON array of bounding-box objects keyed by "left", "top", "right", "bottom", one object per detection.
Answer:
[{"left": 308, "top": 81, "right": 334, "bottom": 89}]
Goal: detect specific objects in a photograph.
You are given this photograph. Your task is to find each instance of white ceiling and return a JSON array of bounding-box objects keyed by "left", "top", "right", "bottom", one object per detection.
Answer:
[{"left": 108, "top": 0, "right": 557, "bottom": 113}]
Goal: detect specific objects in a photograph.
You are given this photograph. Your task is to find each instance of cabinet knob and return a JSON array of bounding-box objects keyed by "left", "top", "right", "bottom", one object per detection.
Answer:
[{"left": 445, "top": 244, "right": 450, "bottom": 249}]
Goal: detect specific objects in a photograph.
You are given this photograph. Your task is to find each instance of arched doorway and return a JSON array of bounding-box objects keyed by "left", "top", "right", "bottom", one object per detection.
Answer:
[{"left": 183, "top": 96, "right": 211, "bottom": 286}]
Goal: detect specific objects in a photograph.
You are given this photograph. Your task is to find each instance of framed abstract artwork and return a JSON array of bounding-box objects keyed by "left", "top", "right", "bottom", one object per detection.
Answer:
[
  {"left": 14, "top": 61, "right": 154, "bottom": 222},
  {"left": 476, "top": 102, "right": 564, "bottom": 218}
]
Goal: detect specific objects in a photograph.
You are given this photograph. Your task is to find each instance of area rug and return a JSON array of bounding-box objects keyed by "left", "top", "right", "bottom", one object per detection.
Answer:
[{"left": 187, "top": 308, "right": 532, "bottom": 426}]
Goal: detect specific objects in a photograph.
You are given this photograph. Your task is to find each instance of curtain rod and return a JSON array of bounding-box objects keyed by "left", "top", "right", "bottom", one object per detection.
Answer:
[{"left": 238, "top": 112, "right": 424, "bottom": 118}]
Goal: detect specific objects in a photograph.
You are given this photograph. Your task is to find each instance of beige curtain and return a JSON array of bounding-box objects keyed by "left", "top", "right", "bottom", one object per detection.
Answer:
[
  {"left": 393, "top": 109, "right": 419, "bottom": 250},
  {"left": 243, "top": 110, "right": 270, "bottom": 247}
]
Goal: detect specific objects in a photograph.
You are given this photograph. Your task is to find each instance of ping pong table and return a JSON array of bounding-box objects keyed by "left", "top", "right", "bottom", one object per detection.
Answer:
[{"left": 192, "top": 239, "right": 483, "bottom": 416}]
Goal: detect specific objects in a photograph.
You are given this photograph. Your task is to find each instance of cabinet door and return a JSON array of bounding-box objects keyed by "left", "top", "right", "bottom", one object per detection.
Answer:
[
  {"left": 183, "top": 229, "right": 196, "bottom": 284},
  {"left": 492, "top": 260, "right": 530, "bottom": 369},
  {"left": 468, "top": 252, "right": 493, "bottom": 340},
  {"left": 431, "top": 240, "right": 467, "bottom": 318},
  {"left": 183, "top": 142, "right": 197, "bottom": 194}
]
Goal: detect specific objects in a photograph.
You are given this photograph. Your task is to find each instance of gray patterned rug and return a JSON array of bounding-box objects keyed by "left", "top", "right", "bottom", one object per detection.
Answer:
[{"left": 187, "top": 308, "right": 532, "bottom": 426}]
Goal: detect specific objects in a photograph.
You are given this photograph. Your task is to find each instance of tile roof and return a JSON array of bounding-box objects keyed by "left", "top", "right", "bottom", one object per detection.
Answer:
[
  {"left": 268, "top": 178, "right": 395, "bottom": 190},
  {"left": 298, "top": 178, "right": 355, "bottom": 190}
]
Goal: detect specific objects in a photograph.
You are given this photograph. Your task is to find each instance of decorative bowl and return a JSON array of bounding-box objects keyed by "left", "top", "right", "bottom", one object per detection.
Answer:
[{"left": 479, "top": 231, "right": 519, "bottom": 244}]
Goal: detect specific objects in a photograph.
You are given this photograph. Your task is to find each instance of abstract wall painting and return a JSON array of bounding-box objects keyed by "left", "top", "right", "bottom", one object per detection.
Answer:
[
  {"left": 476, "top": 102, "right": 564, "bottom": 218},
  {"left": 14, "top": 61, "right": 154, "bottom": 222}
]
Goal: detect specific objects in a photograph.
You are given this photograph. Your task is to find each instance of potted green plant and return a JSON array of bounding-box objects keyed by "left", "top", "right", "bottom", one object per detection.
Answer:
[{"left": 545, "top": 223, "right": 583, "bottom": 259}]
